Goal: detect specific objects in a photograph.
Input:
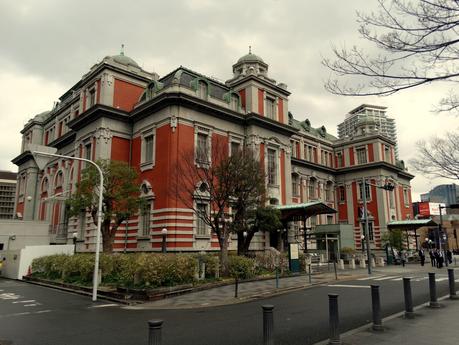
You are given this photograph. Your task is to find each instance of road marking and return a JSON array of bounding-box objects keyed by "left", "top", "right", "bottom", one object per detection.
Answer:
[
  {"left": 436, "top": 278, "right": 448, "bottom": 282},
  {"left": 35, "top": 310, "right": 52, "bottom": 314},
  {"left": 414, "top": 277, "right": 428, "bottom": 282},
  {"left": 88, "top": 303, "right": 119, "bottom": 308},
  {"left": 24, "top": 304, "right": 40, "bottom": 307},
  {"left": 392, "top": 277, "right": 404, "bottom": 281},
  {"left": 357, "top": 276, "right": 382, "bottom": 281},
  {"left": 328, "top": 284, "right": 370, "bottom": 289},
  {"left": 0, "top": 293, "right": 20, "bottom": 300},
  {"left": 13, "top": 300, "right": 36, "bottom": 304},
  {"left": 374, "top": 276, "right": 399, "bottom": 281}
]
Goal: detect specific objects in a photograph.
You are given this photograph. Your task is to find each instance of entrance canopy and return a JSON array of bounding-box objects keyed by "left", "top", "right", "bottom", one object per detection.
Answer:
[
  {"left": 387, "top": 219, "right": 437, "bottom": 230},
  {"left": 276, "top": 201, "right": 337, "bottom": 222}
]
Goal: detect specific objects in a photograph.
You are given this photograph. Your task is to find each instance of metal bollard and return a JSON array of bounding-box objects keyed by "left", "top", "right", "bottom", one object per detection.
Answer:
[
  {"left": 275, "top": 267, "right": 279, "bottom": 289},
  {"left": 308, "top": 264, "right": 312, "bottom": 284},
  {"left": 333, "top": 260, "right": 338, "bottom": 280},
  {"left": 428, "top": 272, "right": 440, "bottom": 308},
  {"left": 148, "top": 320, "right": 163, "bottom": 345},
  {"left": 403, "top": 277, "right": 414, "bottom": 319},
  {"left": 235, "top": 277, "right": 239, "bottom": 298},
  {"left": 371, "top": 285, "right": 383, "bottom": 331},
  {"left": 262, "top": 305, "right": 274, "bottom": 345},
  {"left": 328, "top": 294, "right": 341, "bottom": 345},
  {"left": 448, "top": 269, "right": 458, "bottom": 299}
]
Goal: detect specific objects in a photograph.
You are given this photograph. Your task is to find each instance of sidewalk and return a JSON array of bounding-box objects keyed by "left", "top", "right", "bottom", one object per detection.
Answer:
[
  {"left": 127, "top": 263, "right": 458, "bottom": 310},
  {"left": 338, "top": 297, "right": 459, "bottom": 345}
]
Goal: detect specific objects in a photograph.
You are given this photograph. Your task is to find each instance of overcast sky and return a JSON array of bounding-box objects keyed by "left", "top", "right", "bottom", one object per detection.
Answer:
[{"left": 1, "top": 0, "right": 457, "bottom": 201}]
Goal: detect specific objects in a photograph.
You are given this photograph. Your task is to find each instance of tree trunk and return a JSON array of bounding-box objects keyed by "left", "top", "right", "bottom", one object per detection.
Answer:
[
  {"left": 101, "top": 221, "right": 116, "bottom": 253},
  {"left": 237, "top": 231, "right": 255, "bottom": 256},
  {"left": 218, "top": 234, "right": 229, "bottom": 276}
]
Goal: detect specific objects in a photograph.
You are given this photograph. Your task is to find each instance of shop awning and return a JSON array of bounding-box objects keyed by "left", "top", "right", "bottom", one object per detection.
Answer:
[
  {"left": 275, "top": 201, "right": 337, "bottom": 222},
  {"left": 387, "top": 219, "right": 437, "bottom": 230}
]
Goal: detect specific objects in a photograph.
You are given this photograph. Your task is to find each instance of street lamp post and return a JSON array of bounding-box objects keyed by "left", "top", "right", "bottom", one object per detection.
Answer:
[
  {"left": 72, "top": 232, "right": 78, "bottom": 254},
  {"left": 161, "top": 228, "right": 168, "bottom": 253},
  {"left": 31, "top": 146, "right": 103, "bottom": 302},
  {"left": 362, "top": 178, "right": 372, "bottom": 275}
]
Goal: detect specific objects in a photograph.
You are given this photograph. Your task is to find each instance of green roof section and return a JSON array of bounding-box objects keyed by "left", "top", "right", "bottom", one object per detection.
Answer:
[
  {"left": 387, "top": 219, "right": 438, "bottom": 229},
  {"left": 276, "top": 202, "right": 337, "bottom": 222}
]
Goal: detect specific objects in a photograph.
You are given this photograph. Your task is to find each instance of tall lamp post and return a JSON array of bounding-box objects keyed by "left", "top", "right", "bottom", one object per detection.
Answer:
[
  {"left": 30, "top": 144, "right": 103, "bottom": 302},
  {"left": 361, "top": 178, "right": 395, "bottom": 275},
  {"left": 161, "top": 228, "right": 168, "bottom": 253}
]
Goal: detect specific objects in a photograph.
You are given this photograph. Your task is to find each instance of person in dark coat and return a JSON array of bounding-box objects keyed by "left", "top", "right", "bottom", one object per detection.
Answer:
[
  {"left": 446, "top": 250, "right": 453, "bottom": 264},
  {"left": 429, "top": 250, "right": 436, "bottom": 267},
  {"left": 419, "top": 249, "right": 425, "bottom": 266}
]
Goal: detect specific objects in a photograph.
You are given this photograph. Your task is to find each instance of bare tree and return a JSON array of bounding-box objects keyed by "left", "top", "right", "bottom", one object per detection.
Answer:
[
  {"left": 323, "top": 0, "right": 459, "bottom": 113},
  {"left": 409, "top": 132, "right": 459, "bottom": 179},
  {"left": 171, "top": 138, "right": 237, "bottom": 275}
]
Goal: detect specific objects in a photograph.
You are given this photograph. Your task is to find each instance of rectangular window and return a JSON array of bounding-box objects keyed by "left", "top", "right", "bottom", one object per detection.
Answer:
[
  {"left": 325, "top": 185, "right": 332, "bottom": 201},
  {"left": 339, "top": 186, "right": 346, "bottom": 202},
  {"left": 85, "top": 143, "right": 92, "bottom": 161},
  {"left": 310, "top": 215, "right": 317, "bottom": 228},
  {"left": 141, "top": 200, "right": 152, "bottom": 236},
  {"left": 358, "top": 182, "right": 371, "bottom": 200},
  {"left": 308, "top": 180, "right": 315, "bottom": 199},
  {"left": 327, "top": 215, "right": 334, "bottom": 225},
  {"left": 267, "top": 148, "right": 277, "bottom": 185},
  {"left": 368, "top": 222, "right": 374, "bottom": 241},
  {"left": 144, "top": 135, "right": 154, "bottom": 164},
  {"left": 230, "top": 141, "right": 241, "bottom": 155},
  {"left": 230, "top": 95, "right": 239, "bottom": 110},
  {"left": 403, "top": 188, "right": 409, "bottom": 205},
  {"left": 384, "top": 145, "right": 391, "bottom": 162},
  {"left": 389, "top": 189, "right": 395, "bottom": 209},
  {"left": 89, "top": 89, "right": 96, "bottom": 107},
  {"left": 336, "top": 152, "right": 343, "bottom": 167},
  {"left": 291, "top": 141, "right": 297, "bottom": 158},
  {"left": 265, "top": 97, "right": 276, "bottom": 120},
  {"left": 196, "top": 133, "right": 209, "bottom": 164},
  {"left": 292, "top": 175, "right": 300, "bottom": 197},
  {"left": 356, "top": 147, "right": 367, "bottom": 164},
  {"left": 196, "top": 203, "right": 208, "bottom": 236}
]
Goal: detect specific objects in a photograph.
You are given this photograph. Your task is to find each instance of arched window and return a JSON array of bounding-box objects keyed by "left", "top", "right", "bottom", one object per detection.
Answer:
[
  {"left": 55, "top": 171, "right": 64, "bottom": 188},
  {"left": 41, "top": 177, "right": 49, "bottom": 193}
]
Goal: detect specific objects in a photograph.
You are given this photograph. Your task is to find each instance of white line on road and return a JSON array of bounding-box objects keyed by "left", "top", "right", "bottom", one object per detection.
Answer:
[
  {"left": 327, "top": 284, "right": 370, "bottom": 289},
  {"left": 414, "top": 277, "right": 428, "bottom": 282},
  {"left": 357, "top": 276, "right": 382, "bottom": 281},
  {"left": 12, "top": 300, "right": 36, "bottom": 304},
  {"left": 436, "top": 278, "right": 448, "bottom": 282},
  {"left": 374, "top": 276, "right": 400, "bottom": 281},
  {"left": 88, "top": 303, "right": 119, "bottom": 308},
  {"left": 24, "top": 304, "right": 40, "bottom": 307},
  {"left": 392, "top": 278, "right": 404, "bottom": 281},
  {"left": 35, "top": 310, "right": 52, "bottom": 314}
]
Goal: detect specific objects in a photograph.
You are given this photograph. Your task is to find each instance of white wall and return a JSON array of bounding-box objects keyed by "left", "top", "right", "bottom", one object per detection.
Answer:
[{"left": 2, "top": 244, "right": 74, "bottom": 280}]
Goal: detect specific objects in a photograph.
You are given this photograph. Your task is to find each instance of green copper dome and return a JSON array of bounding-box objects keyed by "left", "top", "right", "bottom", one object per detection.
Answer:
[
  {"left": 111, "top": 53, "right": 140, "bottom": 68},
  {"left": 237, "top": 52, "right": 264, "bottom": 64}
]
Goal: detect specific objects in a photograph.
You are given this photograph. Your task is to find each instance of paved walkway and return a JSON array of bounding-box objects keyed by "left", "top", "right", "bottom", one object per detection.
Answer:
[
  {"left": 127, "top": 262, "right": 458, "bottom": 310},
  {"left": 335, "top": 297, "right": 459, "bottom": 345}
]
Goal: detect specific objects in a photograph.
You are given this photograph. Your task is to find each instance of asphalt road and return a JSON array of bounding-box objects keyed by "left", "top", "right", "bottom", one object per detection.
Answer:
[{"left": 0, "top": 271, "right": 454, "bottom": 345}]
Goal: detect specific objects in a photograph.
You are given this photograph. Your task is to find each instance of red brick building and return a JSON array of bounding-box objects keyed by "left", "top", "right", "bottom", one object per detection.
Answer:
[{"left": 12, "top": 50, "right": 414, "bottom": 253}]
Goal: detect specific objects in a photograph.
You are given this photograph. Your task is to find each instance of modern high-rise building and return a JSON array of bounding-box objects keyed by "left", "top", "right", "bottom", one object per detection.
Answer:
[
  {"left": 337, "top": 104, "right": 398, "bottom": 158},
  {"left": 0, "top": 171, "right": 17, "bottom": 219},
  {"left": 420, "top": 184, "right": 458, "bottom": 206}
]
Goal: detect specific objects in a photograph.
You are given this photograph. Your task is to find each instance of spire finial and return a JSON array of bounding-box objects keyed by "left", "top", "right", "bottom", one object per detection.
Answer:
[
  {"left": 120, "top": 44, "right": 125, "bottom": 56},
  {"left": 249, "top": 45, "right": 252, "bottom": 54}
]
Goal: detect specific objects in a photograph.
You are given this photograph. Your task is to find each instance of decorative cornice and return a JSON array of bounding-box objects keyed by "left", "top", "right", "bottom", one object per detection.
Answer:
[{"left": 67, "top": 104, "right": 130, "bottom": 131}]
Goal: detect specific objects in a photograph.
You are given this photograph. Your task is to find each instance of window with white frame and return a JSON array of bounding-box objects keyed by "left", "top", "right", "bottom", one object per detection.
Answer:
[
  {"left": 363, "top": 222, "right": 374, "bottom": 241},
  {"left": 336, "top": 151, "right": 343, "bottom": 167},
  {"left": 140, "top": 199, "right": 152, "bottom": 236},
  {"left": 267, "top": 148, "right": 277, "bottom": 185},
  {"left": 291, "top": 141, "right": 297, "bottom": 158},
  {"left": 196, "top": 132, "right": 209, "bottom": 164},
  {"left": 384, "top": 145, "right": 391, "bottom": 162},
  {"left": 308, "top": 178, "right": 316, "bottom": 200},
  {"left": 230, "top": 94, "right": 239, "bottom": 111},
  {"left": 55, "top": 171, "right": 64, "bottom": 188},
  {"left": 327, "top": 215, "right": 334, "bottom": 224},
  {"left": 84, "top": 142, "right": 92, "bottom": 161},
  {"left": 197, "top": 81, "right": 208, "bottom": 99},
  {"left": 196, "top": 203, "right": 208, "bottom": 236},
  {"left": 292, "top": 174, "right": 300, "bottom": 197},
  {"left": 88, "top": 89, "right": 96, "bottom": 108},
  {"left": 265, "top": 96, "right": 276, "bottom": 120},
  {"left": 230, "top": 140, "right": 241, "bottom": 156},
  {"left": 403, "top": 188, "right": 409, "bottom": 206},
  {"left": 143, "top": 134, "right": 154, "bottom": 164},
  {"left": 358, "top": 181, "right": 371, "bottom": 200},
  {"left": 325, "top": 182, "right": 333, "bottom": 201},
  {"left": 356, "top": 147, "right": 367, "bottom": 164}
]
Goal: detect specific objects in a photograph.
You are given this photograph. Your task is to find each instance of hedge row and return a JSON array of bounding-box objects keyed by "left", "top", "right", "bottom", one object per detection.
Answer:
[{"left": 31, "top": 253, "right": 262, "bottom": 288}]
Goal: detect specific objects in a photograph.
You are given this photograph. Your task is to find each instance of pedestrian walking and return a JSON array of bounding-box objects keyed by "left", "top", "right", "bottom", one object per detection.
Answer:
[
  {"left": 401, "top": 250, "right": 407, "bottom": 267},
  {"left": 446, "top": 250, "right": 453, "bottom": 264},
  {"left": 419, "top": 249, "right": 425, "bottom": 267},
  {"left": 430, "top": 250, "right": 436, "bottom": 267}
]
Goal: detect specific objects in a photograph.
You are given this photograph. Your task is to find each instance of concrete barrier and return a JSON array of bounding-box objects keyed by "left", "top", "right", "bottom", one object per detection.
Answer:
[
  {"left": 371, "top": 258, "right": 376, "bottom": 268},
  {"left": 376, "top": 257, "right": 385, "bottom": 267},
  {"left": 338, "top": 259, "right": 345, "bottom": 270},
  {"left": 349, "top": 258, "right": 356, "bottom": 269},
  {"left": 360, "top": 258, "right": 366, "bottom": 268}
]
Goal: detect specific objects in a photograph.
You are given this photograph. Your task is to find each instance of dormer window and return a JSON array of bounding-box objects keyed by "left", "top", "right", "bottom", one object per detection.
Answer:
[
  {"left": 197, "top": 81, "right": 208, "bottom": 99},
  {"left": 356, "top": 147, "right": 367, "bottom": 164}
]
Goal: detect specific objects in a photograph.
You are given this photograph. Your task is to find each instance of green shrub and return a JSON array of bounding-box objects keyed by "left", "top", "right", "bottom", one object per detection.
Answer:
[{"left": 228, "top": 255, "right": 257, "bottom": 279}]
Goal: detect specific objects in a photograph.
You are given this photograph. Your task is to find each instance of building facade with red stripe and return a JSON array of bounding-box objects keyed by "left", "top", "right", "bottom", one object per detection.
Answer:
[{"left": 12, "top": 50, "right": 414, "bottom": 252}]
